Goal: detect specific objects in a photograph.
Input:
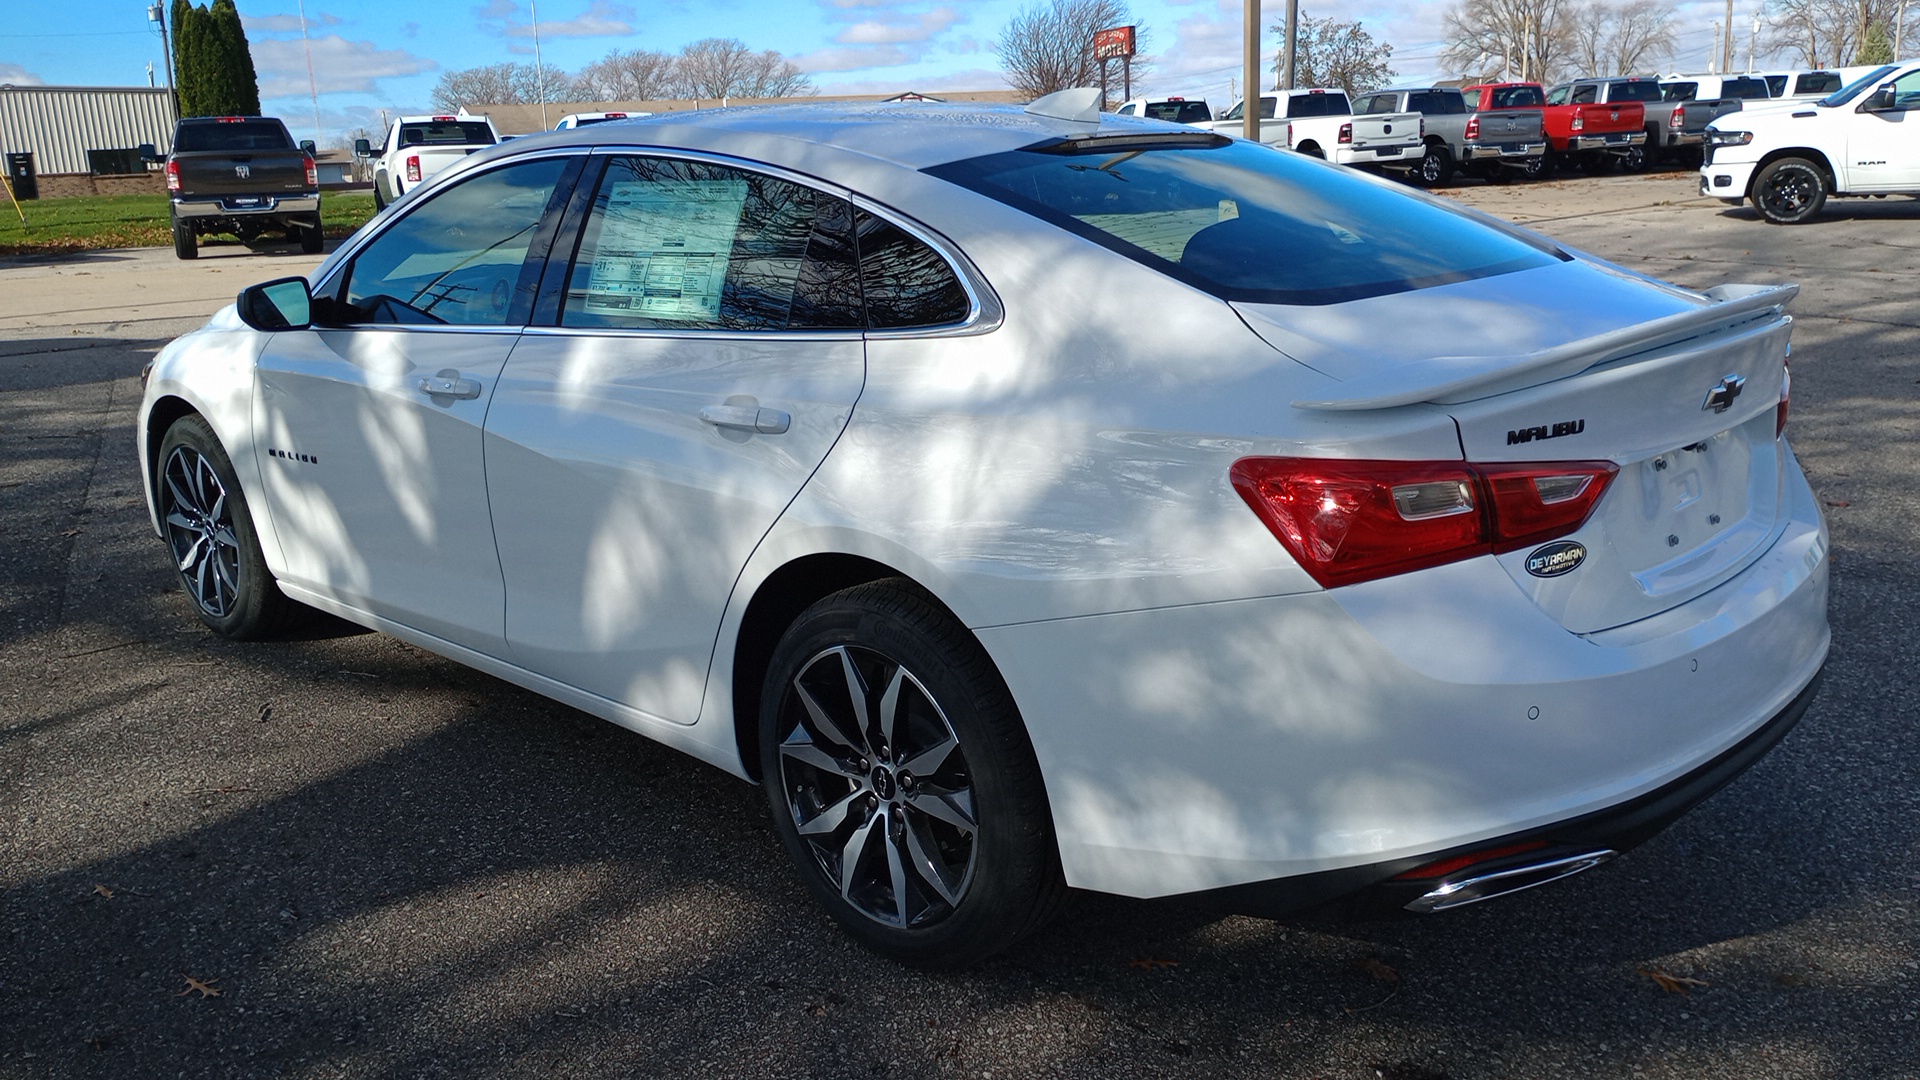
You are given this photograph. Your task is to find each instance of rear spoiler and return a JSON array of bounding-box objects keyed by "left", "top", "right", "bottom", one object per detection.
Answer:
[{"left": 1291, "top": 283, "right": 1797, "bottom": 411}]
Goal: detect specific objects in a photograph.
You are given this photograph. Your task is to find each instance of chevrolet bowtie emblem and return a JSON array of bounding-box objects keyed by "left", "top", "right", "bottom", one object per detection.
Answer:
[{"left": 1702, "top": 374, "right": 1746, "bottom": 413}]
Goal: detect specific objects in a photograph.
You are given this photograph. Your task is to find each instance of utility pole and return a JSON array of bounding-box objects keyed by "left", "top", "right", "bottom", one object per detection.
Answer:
[
  {"left": 1898, "top": 0, "right": 1908, "bottom": 59},
  {"left": 1711, "top": 22, "right": 1721, "bottom": 72},
  {"left": 147, "top": 2, "right": 178, "bottom": 122},
  {"left": 1522, "top": 13, "right": 1532, "bottom": 82},
  {"left": 1282, "top": 0, "right": 1299, "bottom": 89},
  {"left": 531, "top": 0, "right": 550, "bottom": 130},
  {"left": 1723, "top": 0, "right": 1735, "bottom": 73},
  {"left": 1243, "top": 0, "right": 1260, "bottom": 141},
  {"left": 298, "top": 0, "right": 321, "bottom": 147},
  {"left": 1750, "top": 12, "right": 1759, "bottom": 72}
]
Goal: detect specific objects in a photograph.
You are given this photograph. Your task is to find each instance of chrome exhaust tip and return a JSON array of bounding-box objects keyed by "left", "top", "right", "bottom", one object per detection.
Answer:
[{"left": 1404, "top": 849, "right": 1616, "bottom": 914}]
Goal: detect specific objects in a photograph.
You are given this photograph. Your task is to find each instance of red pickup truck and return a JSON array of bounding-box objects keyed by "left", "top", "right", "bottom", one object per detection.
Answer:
[{"left": 1463, "top": 81, "right": 1646, "bottom": 176}]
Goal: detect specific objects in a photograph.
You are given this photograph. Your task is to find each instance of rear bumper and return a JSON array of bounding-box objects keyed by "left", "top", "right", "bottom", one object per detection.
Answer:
[
  {"left": 1334, "top": 143, "right": 1422, "bottom": 166},
  {"left": 1461, "top": 141, "right": 1545, "bottom": 162},
  {"left": 1568, "top": 131, "right": 1648, "bottom": 151},
  {"left": 1184, "top": 667, "right": 1823, "bottom": 920},
  {"left": 172, "top": 194, "right": 320, "bottom": 218}
]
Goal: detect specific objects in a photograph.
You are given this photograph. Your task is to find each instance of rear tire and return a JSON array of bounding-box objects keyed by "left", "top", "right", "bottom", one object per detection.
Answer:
[
  {"left": 1752, "top": 157, "right": 1827, "bottom": 224},
  {"left": 298, "top": 211, "right": 324, "bottom": 254},
  {"left": 1524, "top": 151, "right": 1553, "bottom": 179},
  {"left": 1297, "top": 142, "right": 1325, "bottom": 159},
  {"left": 1621, "top": 141, "right": 1650, "bottom": 173},
  {"left": 172, "top": 215, "right": 197, "bottom": 260},
  {"left": 760, "top": 579, "right": 1066, "bottom": 968}
]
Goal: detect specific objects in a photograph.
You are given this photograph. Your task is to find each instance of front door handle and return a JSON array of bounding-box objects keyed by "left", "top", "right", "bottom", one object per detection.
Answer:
[
  {"left": 417, "top": 369, "right": 482, "bottom": 400},
  {"left": 699, "top": 404, "right": 790, "bottom": 434}
]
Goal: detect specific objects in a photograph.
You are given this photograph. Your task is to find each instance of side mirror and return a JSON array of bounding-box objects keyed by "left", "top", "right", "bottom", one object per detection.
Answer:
[
  {"left": 353, "top": 138, "right": 371, "bottom": 158},
  {"left": 237, "top": 277, "right": 313, "bottom": 332},
  {"left": 298, "top": 139, "right": 317, "bottom": 155},
  {"left": 1862, "top": 83, "right": 1898, "bottom": 112},
  {"left": 138, "top": 143, "right": 160, "bottom": 163}
]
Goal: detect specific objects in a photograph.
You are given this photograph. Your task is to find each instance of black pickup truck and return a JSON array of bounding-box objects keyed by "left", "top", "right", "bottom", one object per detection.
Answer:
[{"left": 142, "top": 116, "right": 321, "bottom": 260}]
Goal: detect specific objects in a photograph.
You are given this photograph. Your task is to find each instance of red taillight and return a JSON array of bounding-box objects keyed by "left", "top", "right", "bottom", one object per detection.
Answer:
[
  {"left": 1393, "top": 841, "right": 1550, "bottom": 881},
  {"left": 302, "top": 153, "right": 317, "bottom": 187},
  {"left": 1419, "top": 117, "right": 1426, "bottom": 137},
  {"left": 1338, "top": 122, "right": 1353, "bottom": 143},
  {"left": 1571, "top": 113, "right": 1585, "bottom": 131},
  {"left": 165, "top": 158, "right": 181, "bottom": 192},
  {"left": 1670, "top": 104, "right": 1686, "bottom": 129},
  {"left": 1777, "top": 360, "right": 1791, "bottom": 438},
  {"left": 1464, "top": 114, "right": 1479, "bottom": 139},
  {"left": 1231, "top": 457, "right": 1618, "bottom": 588},
  {"left": 405, "top": 154, "right": 421, "bottom": 183},
  {"left": 1286, "top": 121, "right": 1293, "bottom": 144}
]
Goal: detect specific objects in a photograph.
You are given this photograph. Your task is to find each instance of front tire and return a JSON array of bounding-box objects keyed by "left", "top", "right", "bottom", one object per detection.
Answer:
[
  {"left": 1752, "top": 157, "right": 1828, "bottom": 224},
  {"left": 759, "top": 579, "right": 1064, "bottom": 968},
  {"left": 156, "top": 415, "right": 304, "bottom": 639},
  {"left": 172, "top": 215, "right": 197, "bottom": 260},
  {"left": 373, "top": 181, "right": 387, "bottom": 212},
  {"left": 298, "top": 210, "right": 324, "bottom": 254}
]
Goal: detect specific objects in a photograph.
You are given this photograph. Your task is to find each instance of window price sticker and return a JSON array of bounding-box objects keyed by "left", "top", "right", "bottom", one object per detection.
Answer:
[{"left": 584, "top": 179, "right": 747, "bottom": 321}]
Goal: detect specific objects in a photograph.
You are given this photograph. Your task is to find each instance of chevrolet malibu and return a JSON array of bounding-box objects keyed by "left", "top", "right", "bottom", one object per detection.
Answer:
[{"left": 138, "top": 90, "right": 1829, "bottom": 967}]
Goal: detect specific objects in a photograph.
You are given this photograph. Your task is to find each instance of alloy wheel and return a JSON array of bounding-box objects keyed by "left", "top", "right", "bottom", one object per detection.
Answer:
[
  {"left": 775, "top": 644, "right": 977, "bottom": 929},
  {"left": 1761, "top": 169, "right": 1817, "bottom": 216},
  {"left": 162, "top": 445, "right": 242, "bottom": 618}
]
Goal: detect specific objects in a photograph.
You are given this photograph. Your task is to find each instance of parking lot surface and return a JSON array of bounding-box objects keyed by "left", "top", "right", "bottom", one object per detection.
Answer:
[{"left": 2, "top": 174, "right": 1917, "bottom": 1079}]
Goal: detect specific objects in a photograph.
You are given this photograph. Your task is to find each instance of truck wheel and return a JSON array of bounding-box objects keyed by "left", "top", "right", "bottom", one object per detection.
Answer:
[
  {"left": 1416, "top": 144, "right": 1454, "bottom": 186},
  {"left": 172, "top": 215, "right": 197, "bottom": 260},
  {"left": 373, "top": 183, "right": 387, "bottom": 212},
  {"left": 1752, "top": 157, "right": 1827, "bottom": 224},
  {"left": 1621, "top": 142, "right": 1650, "bottom": 173},
  {"left": 299, "top": 211, "right": 324, "bottom": 254},
  {"left": 1296, "top": 142, "right": 1325, "bottom": 159},
  {"left": 1524, "top": 152, "right": 1553, "bottom": 180}
]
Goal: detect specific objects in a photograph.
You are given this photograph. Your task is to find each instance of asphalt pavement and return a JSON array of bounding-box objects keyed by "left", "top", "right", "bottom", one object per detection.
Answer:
[{"left": 1, "top": 176, "right": 1916, "bottom": 1080}]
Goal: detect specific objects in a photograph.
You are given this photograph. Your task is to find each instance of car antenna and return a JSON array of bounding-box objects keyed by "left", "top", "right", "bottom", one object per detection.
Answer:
[{"left": 1025, "top": 87, "right": 1103, "bottom": 124}]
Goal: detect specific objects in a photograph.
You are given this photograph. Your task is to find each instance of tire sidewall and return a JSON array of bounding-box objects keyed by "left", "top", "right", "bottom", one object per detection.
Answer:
[
  {"left": 1418, "top": 145, "right": 1451, "bottom": 186},
  {"left": 758, "top": 583, "right": 1056, "bottom": 967},
  {"left": 1755, "top": 159, "right": 1826, "bottom": 224},
  {"left": 156, "top": 416, "right": 282, "bottom": 638}
]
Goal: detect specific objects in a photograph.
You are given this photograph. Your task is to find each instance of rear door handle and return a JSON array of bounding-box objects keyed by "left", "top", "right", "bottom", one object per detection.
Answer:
[
  {"left": 699, "top": 404, "right": 790, "bottom": 434},
  {"left": 417, "top": 370, "right": 482, "bottom": 400}
]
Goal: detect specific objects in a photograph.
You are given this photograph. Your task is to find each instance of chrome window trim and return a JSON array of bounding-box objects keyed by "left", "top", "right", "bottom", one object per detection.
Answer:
[
  {"left": 559, "top": 145, "right": 1001, "bottom": 340},
  {"left": 312, "top": 147, "right": 593, "bottom": 302},
  {"left": 313, "top": 324, "right": 525, "bottom": 337},
  {"left": 520, "top": 325, "right": 865, "bottom": 343}
]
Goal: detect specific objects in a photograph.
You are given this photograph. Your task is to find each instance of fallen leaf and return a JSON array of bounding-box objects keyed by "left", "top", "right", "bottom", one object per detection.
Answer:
[
  {"left": 1639, "top": 967, "right": 1708, "bottom": 995},
  {"left": 1357, "top": 957, "right": 1401, "bottom": 987},
  {"left": 1825, "top": 500, "right": 1850, "bottom": 508},
  {"left": 1127, "top": 957, "right": 1180, "bottom": 970},
  {"left": 92, "top": 884, "right": 114, "bottom": 899},
  {"left": 177, "top": 975, "right": 221, "bottom": 999}
]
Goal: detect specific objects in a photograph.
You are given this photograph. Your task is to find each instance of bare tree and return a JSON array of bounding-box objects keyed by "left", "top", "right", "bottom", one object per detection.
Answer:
[
  {"left": 574, "top": 48, "right": 679, "bottom": 101},
  {"left": 1565, "top": 0, "right": 1675, "bottom": 77},
  {"left": 675, "top": 37, "right": 812, "bottom": 98},
  {"left": 431, "top": 61, "right": 577, "bottom": 110},
  {"left": 1765, "top": 0, "right": 1901, "bottom": 68},
  {"left": 994, "top": 0, "right": 1145, "bottom": 99},
  {"left": 1272, "top": 13, "right": 1397, "bottom": 93},
  {"left": 1442, "top": 0, "right": 1575, "bottom": 84}
]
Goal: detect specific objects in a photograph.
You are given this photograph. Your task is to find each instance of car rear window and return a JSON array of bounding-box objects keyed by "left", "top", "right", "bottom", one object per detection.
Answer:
[
  {"left": 927, "top": 137, "right": 1562, "bottom": 306},
  {"left": 174, "top": 119, "right": 295, "bottom": 152},
  {"left": 1723, "top": 77, "right": 1771, "bottom": 99},
  {"left": 1486, "top": 85, "right": 1545, "bottom": 108},
  {"left": 1794, "top": 72, "right": 1842, "bottom": 94},
  {"left": 1143, "top": 101, "right": 1212, "bottom": 124},
  {"left": 1608, "top": 81, "right": 1664, "bottom": 102},
  {"left": 1662, "top": 82, "right": 1699, "bottom": 101},
  {"left": 399, "top": 121, "right": 498, "bottom": 147}
]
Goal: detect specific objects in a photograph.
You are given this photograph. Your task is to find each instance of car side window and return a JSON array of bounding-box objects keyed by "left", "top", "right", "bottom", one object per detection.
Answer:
[
  {"left": 337, "top": 156, "right": 569, "bottom": 327},
  {"left": 1545, "top": 86, "right": 1570, "bottom": 106},
  {"left": 854, "top": 209, "right": 970, "bottom": 330},
  {"left": 1117, "top": 103, "right": 1136, "bottom": 115},
  {"left": 559, "top": 156, "right": 863, "bottom": 331},
  {"left": 1890, "top": 70, "right": 1920, "bottom": 109},
  {"left": 1571, "top": 85, "right": 1597, "bottom": 104}
]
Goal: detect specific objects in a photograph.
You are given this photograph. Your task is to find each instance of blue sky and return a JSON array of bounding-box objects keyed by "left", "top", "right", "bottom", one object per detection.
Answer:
[{"left": 2, "top": 0, "right": 1742, "bottom": 144}]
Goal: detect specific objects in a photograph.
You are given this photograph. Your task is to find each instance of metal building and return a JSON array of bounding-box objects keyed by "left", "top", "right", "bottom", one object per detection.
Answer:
[{"left": 0, "top": 85, "right": 177, "bottom": 176}]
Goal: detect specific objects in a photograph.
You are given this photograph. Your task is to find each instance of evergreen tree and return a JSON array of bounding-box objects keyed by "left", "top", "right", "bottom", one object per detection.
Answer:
[
  {"left": 1857, "top": 20, "right": 1894, "bottom": 65},
  {"left": 169, "top": 0, "right": 261, "bottom": 117}
]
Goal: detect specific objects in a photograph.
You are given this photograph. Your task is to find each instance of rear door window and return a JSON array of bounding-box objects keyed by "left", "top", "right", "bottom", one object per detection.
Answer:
[{"left": 854, "top": 210, "right": 970, "bottom": 329}]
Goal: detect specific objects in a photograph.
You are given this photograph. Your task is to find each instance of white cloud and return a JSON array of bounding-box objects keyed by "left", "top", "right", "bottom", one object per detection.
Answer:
[
  {"left": 478, "top": 0, "right": 635, "bottom": 38},
  {"left": 250, "top": 34, "right": 438, "bottom": 97},
  {"left": 795, "top": 44, "right": 916, "bottom": 72},
  {"left": 242, "top": 11, "right": 344, "bottom": 34},
  {"left": 0, "top": 63, "right": 45, "bottom": 86},
  {"left": 812, "top": 65, "right": 1010, "bottom": 95},
  {"left": 837, "top": 6, "right": 959, "bottom": 45}
]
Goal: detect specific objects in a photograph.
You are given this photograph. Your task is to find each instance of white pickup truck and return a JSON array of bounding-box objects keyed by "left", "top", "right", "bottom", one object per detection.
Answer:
[
  {"left": 355, "top": 114, "right": 501, "bottom": 210},
  {"left": 1207, "top": 88, "right": 1423, "bottom": 167},
  {"left": 1700, "top": 62, "right": 1920, "bottom": 223}
]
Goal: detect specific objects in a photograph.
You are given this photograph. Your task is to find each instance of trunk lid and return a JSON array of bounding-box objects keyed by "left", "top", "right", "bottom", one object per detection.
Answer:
[
  {"left": 1471, "top": 108, "right": 1545, "bottom": 143},
  {"left": 1237, "top": 269, "right": 1796, "bottom": 632},
  {"left": 1348, "top": 110, "right": 1423, "bottom": 149},
  {"left": 173, "top": 151, "right": 309, "bottom": 197},
  {"left": 1576, "top": 100, "right": 1645, "bottom": 134}
]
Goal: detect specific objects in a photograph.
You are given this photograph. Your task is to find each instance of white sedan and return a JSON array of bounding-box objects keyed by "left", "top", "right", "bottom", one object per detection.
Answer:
[{"left": 138, "top": 90, "right": 1829, "bottom": 967}]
